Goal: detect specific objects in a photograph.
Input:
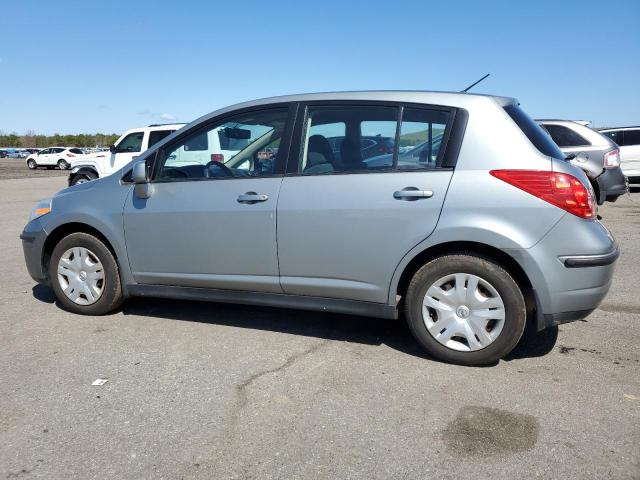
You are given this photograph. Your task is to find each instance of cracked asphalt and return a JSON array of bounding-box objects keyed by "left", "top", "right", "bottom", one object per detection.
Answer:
[{"left": 1, "top": 176, "right": 639, "bottom": 479}]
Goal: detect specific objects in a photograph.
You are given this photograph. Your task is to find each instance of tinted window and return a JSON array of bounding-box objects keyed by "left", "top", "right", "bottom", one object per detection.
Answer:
[
  {"left": 148, "top": 130, "right": 175, "bottom": 148},
  {"left": 543, "top": 124, "right": 590, "bottom": 148},
  {"left": 396, "top": 108, "right": 450, "bottom": 170},
  {"left": 51, "top": 148, "right": 65, "bottom": 154},
  {"left": 623, "top": 130, "right": 640, "bottom": 146},
  {"left": 116, "top": 132, "right": 144, "bottom": 153},
  {"left": 300, "top": 106, "right": 398, "bottom": 173},
  {"left": 504, "top": 105, "right": 564, "bottom": 159},
  {"left": 158, "top": 108, "right": 288, "bottom": 180},
  {"left": 602, "top": 130, "right": 622, "bottom": 145},
  {"left": 70, "top": 148, "right": 84, "bottom": 154}
]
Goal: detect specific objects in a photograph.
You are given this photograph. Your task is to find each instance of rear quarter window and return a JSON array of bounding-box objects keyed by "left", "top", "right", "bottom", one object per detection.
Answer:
[{"left": 504, "top": 105, "right": 564, "bottom": 159}]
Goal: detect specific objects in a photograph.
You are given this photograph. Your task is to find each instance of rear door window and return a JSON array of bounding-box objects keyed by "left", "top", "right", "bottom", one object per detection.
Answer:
[
  {"left": 622, "top": 130, "right": 640, "bottom": 146},
  {"left": 504, "top": 105, "right": 564, "bottom": 159},
  {"left": 299, "top": 106, "right": 398, "bottom": 173},
  {"left": 396, "top": 108, "right": 450, "bottom": 170},
  {"left": 542, "top": 124, "right": 590, "bottom": 148},
  {"left": 148, "top": 130, "right": 175, "bottom": 148},
  {"left": 602, "top": 130, "right": 622, "bottom": 145}
]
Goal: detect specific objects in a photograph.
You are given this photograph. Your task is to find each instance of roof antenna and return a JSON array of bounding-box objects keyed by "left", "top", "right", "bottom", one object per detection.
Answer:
[{"left": 460, "top": 73, "right": 490, "bottom": 93}]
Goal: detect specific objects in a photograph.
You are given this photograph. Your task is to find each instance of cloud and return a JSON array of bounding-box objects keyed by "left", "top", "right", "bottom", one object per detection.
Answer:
[{"left": 160, "top": 113, "right": 176, "bottom": 121}]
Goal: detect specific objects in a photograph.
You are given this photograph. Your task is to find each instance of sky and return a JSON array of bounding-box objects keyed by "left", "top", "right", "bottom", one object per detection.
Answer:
[{"left": 1, "top": 0, "right": 639, "bottom": 135}]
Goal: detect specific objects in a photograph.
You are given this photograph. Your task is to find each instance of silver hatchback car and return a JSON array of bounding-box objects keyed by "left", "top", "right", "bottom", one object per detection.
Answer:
[{"left": 21, "top": 91, "right": 618, "bottom": 365}]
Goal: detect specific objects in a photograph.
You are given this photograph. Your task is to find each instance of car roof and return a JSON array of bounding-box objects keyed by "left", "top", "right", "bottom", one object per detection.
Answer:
[{"left": 599, "top": 126, "right": 640, "bottom": 132}]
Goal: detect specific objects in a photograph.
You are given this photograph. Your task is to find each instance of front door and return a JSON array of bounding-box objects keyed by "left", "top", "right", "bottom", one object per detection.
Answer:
[
  {"left": 277, "top": 103, "right": 456, "bottom": 304},
  {"left": 107, "top": 131, "right": 144, "bottom": 175},
  {"left": 123, "top": 106, "right": 294, "bottom": 293}
]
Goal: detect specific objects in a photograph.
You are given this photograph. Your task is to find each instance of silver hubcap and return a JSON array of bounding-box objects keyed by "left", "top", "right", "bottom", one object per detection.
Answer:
[
  {"left": 57, "top": 247, "right": 105, "bottom": 305},
  {"left": 422, "top": 273, "right": 505, "bottom": 352}
]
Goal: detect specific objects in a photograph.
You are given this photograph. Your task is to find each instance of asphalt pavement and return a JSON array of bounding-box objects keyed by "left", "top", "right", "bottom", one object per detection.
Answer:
[{"left": 1, "top": 175, "right": 638, "bottom": 479}]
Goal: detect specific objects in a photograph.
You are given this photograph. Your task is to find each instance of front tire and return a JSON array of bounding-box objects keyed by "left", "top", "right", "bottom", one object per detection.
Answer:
[
  {"left": 27, "top": 159, "right": 37, "bottom": 169},
  {"left": 49, "top": 232, "right": 123, "bottom": 315},
  {"left": 70, "top": 172, "right": 97, "bottom": 185},
  {"left": 404, "top": 254, "right": 526, "bottom": 366}
]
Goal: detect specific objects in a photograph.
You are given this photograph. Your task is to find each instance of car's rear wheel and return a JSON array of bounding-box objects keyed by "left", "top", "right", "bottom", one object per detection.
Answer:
[
  {"left": 49, "top": 232, "right": 123, "bottom": 315},
  {"left": 27, "top": 159, "right": 37, "bottom": 169},
  {"left": 404, "top": 254, "right": 526, "bottom": 366},
  {"left": 58, "top": 159, "right": 69, "bottom": 170}
]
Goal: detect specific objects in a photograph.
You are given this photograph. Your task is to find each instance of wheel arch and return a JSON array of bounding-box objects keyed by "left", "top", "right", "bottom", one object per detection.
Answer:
[
  {"left": 42, "top": 222, "right": 120, "bottom": 285},
  {"left": 393, "top": 241, "right": 538, "bottom": 323}
]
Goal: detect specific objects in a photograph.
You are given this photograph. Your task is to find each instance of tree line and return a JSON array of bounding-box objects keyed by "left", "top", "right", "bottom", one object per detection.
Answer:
[{"left": 0, "top": 131, "right": 120, "bottom": 148}]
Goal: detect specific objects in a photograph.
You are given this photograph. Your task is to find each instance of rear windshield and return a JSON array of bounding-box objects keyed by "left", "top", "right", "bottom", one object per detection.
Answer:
[{"left": 504, "top": 104, "right": 564, "bottom": 159}]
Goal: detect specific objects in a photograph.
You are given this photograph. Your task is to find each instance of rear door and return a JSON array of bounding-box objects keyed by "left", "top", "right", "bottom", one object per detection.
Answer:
[
  {"left": 277, "top": 102, "right": 460, "bottom": 304},
  {"left": 621, "top": 130, "right": 640, "bottom": 173}
]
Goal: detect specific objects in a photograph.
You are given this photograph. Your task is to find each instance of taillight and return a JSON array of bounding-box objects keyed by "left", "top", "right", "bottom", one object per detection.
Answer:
[
  {"left": 490, "top": 170, "right": 596, "bottom": 219},
  {"left": 604, "top": 149, "right": 620, "bottom": 169},
  {"left": 66, "top": 153, "right": 75, "bottom": 157},
  {"left": 210, "top": 154, "right": 224, "bottom": 162}
]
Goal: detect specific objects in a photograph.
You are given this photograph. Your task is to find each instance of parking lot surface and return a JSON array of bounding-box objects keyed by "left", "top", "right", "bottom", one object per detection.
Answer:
[
  {"left": 0, "top": 158, "right": 67, "bottom": 180},
  {"left": 1, "top": 175, "right": 639, "bottom": 479}
]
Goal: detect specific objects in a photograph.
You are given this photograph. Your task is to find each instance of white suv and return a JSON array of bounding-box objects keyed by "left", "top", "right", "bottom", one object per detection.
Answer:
[
  {"left": 599, "top": 127, "right": 640, "bottom": 183},
  {"left": 68, "top": 124, "right": 185, "bottom": 185},
  {"left": 26, "top": 147, "right": 85, "bottom": 170}
]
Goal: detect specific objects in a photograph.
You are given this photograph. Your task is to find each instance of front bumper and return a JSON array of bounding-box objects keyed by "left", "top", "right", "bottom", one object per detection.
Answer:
[{"left": 20, "top": 218, "right": 49, "bottom": 284}]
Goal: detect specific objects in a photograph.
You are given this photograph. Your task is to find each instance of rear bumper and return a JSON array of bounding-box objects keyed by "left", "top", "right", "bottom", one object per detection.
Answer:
[
  {"left": 596, "top": 167, "right": 628, "bottom": 203},
  {"left": 507, "top": 215, "right": 618, "bottom": 331}
]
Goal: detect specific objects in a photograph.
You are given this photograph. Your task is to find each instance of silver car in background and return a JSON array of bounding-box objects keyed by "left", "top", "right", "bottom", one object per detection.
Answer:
[
  {"left": 20, "top": 91, "right": 618, "bottom": 365},
  {"left": 537, "top": 120, "right": 628, "bottom": 203}
]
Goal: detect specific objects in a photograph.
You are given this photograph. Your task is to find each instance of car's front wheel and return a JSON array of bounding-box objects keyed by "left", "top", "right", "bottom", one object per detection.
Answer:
[
  {"left": 70, "top": 172, "right": 98, "bottom": 185},
  {"left": 49, "top": 232, "right": 123, "bottom": 315},
  {"left": 27, "top": 159, "right": 37, "bottom": 169},
  {"left": 404, "top": 254, "right": 526, "bottom": 366}
]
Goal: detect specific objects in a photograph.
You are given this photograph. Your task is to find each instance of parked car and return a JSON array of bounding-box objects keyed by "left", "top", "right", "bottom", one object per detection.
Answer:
[
  {"left": 537, "top": 120, "right": 627, "bottom": 203},
  {"left": 26, "top": 147, "right": 85, "bottom": 170},
  {"left": 68, "top": 124, "right": 185, "bottom": 185},
  {"left": 21, "top": 91, "right": 618, "bottom": 366},
  {"left": 0, "top": 149, "right": 8, "bottom": 158},
  {"left": 598, "top": 127, "right": 640, "bottom": 184}
]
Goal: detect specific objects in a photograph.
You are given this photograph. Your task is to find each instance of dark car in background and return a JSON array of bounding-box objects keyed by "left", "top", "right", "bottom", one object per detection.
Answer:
[
  {"left": 537, "top": 120, "right": 627, "bottom": 204},
  {"left": 0, "top": 149, "right": 8, "bottom": 158}
]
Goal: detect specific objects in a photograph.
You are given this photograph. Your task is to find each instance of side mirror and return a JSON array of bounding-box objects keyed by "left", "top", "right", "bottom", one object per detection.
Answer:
[
  {"left": 109, "top": 144, "right": 117, "bottom": 154},
  {"left": 132, "top": 161, "right": 153, "bottom": 199}
]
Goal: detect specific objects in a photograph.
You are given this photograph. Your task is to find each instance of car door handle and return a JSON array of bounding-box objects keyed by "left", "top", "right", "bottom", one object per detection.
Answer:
[
  {"left": 237, "top": 192, "right": 269, "bottom": 204},
  {"left": 393, "top": 188, "right": 433, "bottom": 200}
]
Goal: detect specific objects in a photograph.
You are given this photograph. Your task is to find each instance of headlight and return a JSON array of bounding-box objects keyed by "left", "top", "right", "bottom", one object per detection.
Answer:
[{"left": 29, "top": 198, "right": 52, "bottom": 221}]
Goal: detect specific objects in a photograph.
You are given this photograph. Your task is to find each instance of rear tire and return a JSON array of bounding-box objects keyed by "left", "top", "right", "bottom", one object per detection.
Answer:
[
  {"left": 58, "top": 159, "right": 70, "bottom": 170},
  {"left": 404, "top": 254, "right": 526, "bottom": 366},
  {"left": 49, "top": 232, "right": 123, "bottom": 315},
  {"left": 27, "top": 159, "right": 37, "bottom": 169}
]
